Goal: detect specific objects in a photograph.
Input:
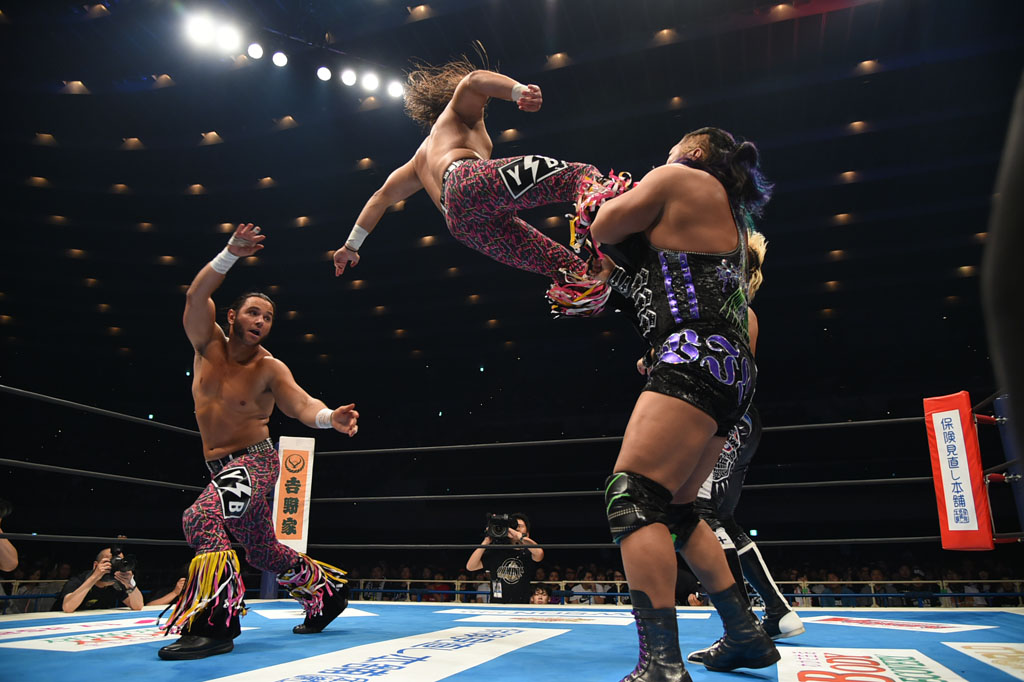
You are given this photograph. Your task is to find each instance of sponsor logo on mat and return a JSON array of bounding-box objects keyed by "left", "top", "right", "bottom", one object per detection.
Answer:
[
  {"left": 205, "top": 627, "right": 566, "bottom": 682},
  {"left": 778, "top": 647, "right": 968, "bottom": 682},
  {"left": 0, "top": 617, "right": 158, "bottom": 641},
  {"left": 803, "top": 615, "right": 996, "bottom": 632},
  {"left": 0, "top": 626, "right": 255, "bottom": 652},
  {"left": 944, "top": 642, "right": 1024, "bottom": 680}
]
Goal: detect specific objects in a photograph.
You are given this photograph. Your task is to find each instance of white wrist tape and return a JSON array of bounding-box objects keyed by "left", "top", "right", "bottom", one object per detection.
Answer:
[
  {"left": 345, "top": 225, "right": 368, "bottom": 252},
  {"left": 315, "top": 407, "right": 334, "bottom": 429},
  {"left": 210, "top": 247, "right": 240, "bottom": 275},
  {"left": 511, "top": 83, "right": 528, "bottom": 103}
]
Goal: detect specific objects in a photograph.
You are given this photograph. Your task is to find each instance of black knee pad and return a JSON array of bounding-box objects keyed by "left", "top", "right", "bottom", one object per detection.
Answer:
[
  {"left": 667, "top": 502, "right": 702, "bottom": 551},
  {"left": 721, "top": 516, "right": 753, "bottom": 551},
  {"left": 605, "top": 472, "right": 672, "bottom": 544}
]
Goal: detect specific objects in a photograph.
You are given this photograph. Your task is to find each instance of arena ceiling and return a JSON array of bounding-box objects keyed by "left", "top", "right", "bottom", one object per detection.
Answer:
[{"left": 1, "top": 0, "right": 1021, "bottom": 490}]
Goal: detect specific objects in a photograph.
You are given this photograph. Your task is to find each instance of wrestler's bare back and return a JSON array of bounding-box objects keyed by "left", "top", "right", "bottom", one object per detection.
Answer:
[
  {"left": 192, "top": 337, "right": 278, "bottom": 461},
  {"left": 411, "top": 103, "right": 494, "bottom": 211}
]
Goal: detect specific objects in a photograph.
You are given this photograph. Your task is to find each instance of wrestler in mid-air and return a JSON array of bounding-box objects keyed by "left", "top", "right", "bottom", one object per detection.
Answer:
[{"left": 333, "top": 55, "right": 630, "bottom": 317}]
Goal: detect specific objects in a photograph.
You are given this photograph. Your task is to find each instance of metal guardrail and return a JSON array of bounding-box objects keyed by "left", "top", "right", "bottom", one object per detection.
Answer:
[{"left": 3, "top": 577, "right": 1021, "bottom": 613}]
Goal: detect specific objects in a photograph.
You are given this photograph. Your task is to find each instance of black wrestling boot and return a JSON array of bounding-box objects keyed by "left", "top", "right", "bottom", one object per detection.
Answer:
[
  {"left": 293, "top": 582, "right": 350, "bottom": 634},
  {"left": 686, "top": 584, "right": 779, "bottom": 672},
  {"left": 158, "top": 635, "right": 233, "bottom": 660},
  {"left": 158, "top": 606, "right": 240, "bottom": 660},
  {"left": 620, "top": 590, "right": 691, "bottom": 682},
  {"left": 739, "top": 545, "right": 805, "bottom": 640}
]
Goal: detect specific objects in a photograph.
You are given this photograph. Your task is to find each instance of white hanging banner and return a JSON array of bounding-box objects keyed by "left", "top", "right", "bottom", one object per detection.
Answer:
[{"left": 271, "top": 436, "right": 316, "bottom": 553}]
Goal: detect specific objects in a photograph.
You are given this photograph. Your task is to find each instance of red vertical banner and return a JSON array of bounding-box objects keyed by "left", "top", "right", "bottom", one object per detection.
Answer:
[{"left": 923, "top": 391, "right": 993, "bottom": 550}]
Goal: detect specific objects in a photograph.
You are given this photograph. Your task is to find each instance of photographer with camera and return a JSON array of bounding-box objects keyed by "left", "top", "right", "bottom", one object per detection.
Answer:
[
  {"left": 53, "top": 547, "right": 142, "bottom": 612},
  {"left": 465, "top": 513, "right": 544, "bottom": 604},
  {"left": 0, "top": 498, "right": 17, "bottom": 573}
]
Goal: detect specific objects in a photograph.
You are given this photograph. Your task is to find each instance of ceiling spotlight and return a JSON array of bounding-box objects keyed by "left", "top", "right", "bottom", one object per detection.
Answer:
[
  {"left": 247, "top": 43, "right": 264, "bottom": 59},
  {"left": 387, "top": 80, "right": 404, "bottom": 98},
  {"left": 341, "top": 69, "right": 357, "bottom": 86},
  {"left": 272, "top": 51, "right": 288, "bottom": 67},
  {"left": 361, "top": 73, "right": 379, "bottom": 91},
  {"left": 317, "top": 66, "right": 332, "bottom": 81},
  {"left": 185, "top": 15, "right": 215, "bottom": 46},
  {"left": 215, "top": 25, "right": 242, "bottom": 53}
]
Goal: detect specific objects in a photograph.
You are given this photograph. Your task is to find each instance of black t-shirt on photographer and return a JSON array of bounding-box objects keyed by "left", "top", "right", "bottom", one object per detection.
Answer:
[
  {"left": 51, "top": 571, "right": 128, "bottom": 611},
  {"left": 481, "top": 546, "right": 535, "bottom": 604}
]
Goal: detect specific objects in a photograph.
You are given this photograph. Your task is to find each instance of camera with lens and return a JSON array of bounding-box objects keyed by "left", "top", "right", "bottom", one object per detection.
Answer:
[
  {"left": 485, "top": 513, "right": 514, "bottom": 541},
  {"left": 108, "top": 547, "right": 137, "bottom": 574}
]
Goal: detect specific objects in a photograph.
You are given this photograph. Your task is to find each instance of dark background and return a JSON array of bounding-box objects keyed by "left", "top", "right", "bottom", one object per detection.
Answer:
[{"left": 1, "top": 0, "right": 1022, "bottom": 579}]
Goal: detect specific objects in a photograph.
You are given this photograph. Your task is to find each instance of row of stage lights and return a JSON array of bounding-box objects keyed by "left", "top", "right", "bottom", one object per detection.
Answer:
[{"left": 184, "top": 14, "right": 405, "bottom": 98}]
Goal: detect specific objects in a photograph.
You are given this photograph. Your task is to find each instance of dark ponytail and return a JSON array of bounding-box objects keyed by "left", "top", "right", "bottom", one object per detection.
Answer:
[{"left": 678, "top": 128, "right": 773, "bottom": 219}]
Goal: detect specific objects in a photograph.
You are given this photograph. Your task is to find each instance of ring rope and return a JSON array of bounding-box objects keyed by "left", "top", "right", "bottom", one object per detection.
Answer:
[
  {"left": 984, "top": 457, "right": 1020, "bottom": 475},
  {"left": 973, "top": 388, "right": 1006, "bottom": 412},
  {"left": 311, "top": 477, "right": 937, "bottom": 503},
  {"left": 321, "top": 436, "right": 621, "bottom": 456},
  {"left": 0, "top": 384, "right": 200, "bottom": 437},
  {"left": 0, "top": 456, "right": 936, "bottom": 498},
  {"left": 2, "top": 384, "right": 932, "bottom": 459},
  {"left": 741, "top": 476, "right": 933, "bottom": 490},
  {"left": 1, "top": 533, "right": 191, "bottom": 547},
  {"left": 313, "top": 491, "right": 602, "bottom": 503},
  {"left": 319, "top": 417, "right": 927, "bottom": 456},
  {"left": 0, "top": 533, "right": 961, "bottom": 549},
  {"left": 0, "top": 457, "right": 204, "bottom": 492}
]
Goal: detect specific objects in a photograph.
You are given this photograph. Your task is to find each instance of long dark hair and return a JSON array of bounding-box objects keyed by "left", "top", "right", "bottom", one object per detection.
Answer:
[
  {"left": 677, "top": 127, "right": 773, "bottom": 221},
  {"left": 404, "top": 43, "right": 492, "bottom": 130}
]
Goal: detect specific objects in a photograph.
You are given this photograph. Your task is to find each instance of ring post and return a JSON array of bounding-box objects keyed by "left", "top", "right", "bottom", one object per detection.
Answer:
[
  {"left": 260, "top": 569, "right": 277, "bottom": 599},
  {"left": 994, "top": 394, "right": 1024, "bottom": 532}
]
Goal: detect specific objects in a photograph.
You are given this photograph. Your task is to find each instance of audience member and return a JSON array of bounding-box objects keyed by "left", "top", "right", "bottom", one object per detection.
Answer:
[
  {"left": 473, "top": 571, "right": 491, "bottom": 603},
  {"left": 0, "top": 499, "right": 16, "bottom": 574},
  {"left": 530, "top": 585, "right": 551, "bottom": 605},
  {"left": 386, "top": 565, "right": 414, "bottom": 602},
  {"left": 361, "top": 565, "right": 387, "bottom": 601},
  {"left": 147, "top": 577, "right": 187, "bottom": 607},
  {"left": 52, "top": 547, "right": 142, "bottom": 613},
  {"left": 569, "top": 571, "right": 608, "bottom": 605},
  {"left": 465, "top": 513, "right": 543, "bottom": 604}
]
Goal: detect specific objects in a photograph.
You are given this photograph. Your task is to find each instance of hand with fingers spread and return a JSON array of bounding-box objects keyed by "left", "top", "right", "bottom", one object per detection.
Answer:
[
  {"left": 226, "top": 223, "right": 266, "bottom": 258},
  {"left": 331, "top": 403, "right": 359, "bottom": 436},
  {"left": 334, "top": 246, "right": 360, "bottom": 277}
]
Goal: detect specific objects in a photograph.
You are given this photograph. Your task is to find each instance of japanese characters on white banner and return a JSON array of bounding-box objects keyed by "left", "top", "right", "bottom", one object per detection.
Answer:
[
  {"left": 923, "top": 391, "right": 993, "bottom": 550},
  {"left": 933, "top": 409, "right": 979, "bottom": 531},
  {"left": 272, "top": 436, "right": 316, "bottom": 553}
]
